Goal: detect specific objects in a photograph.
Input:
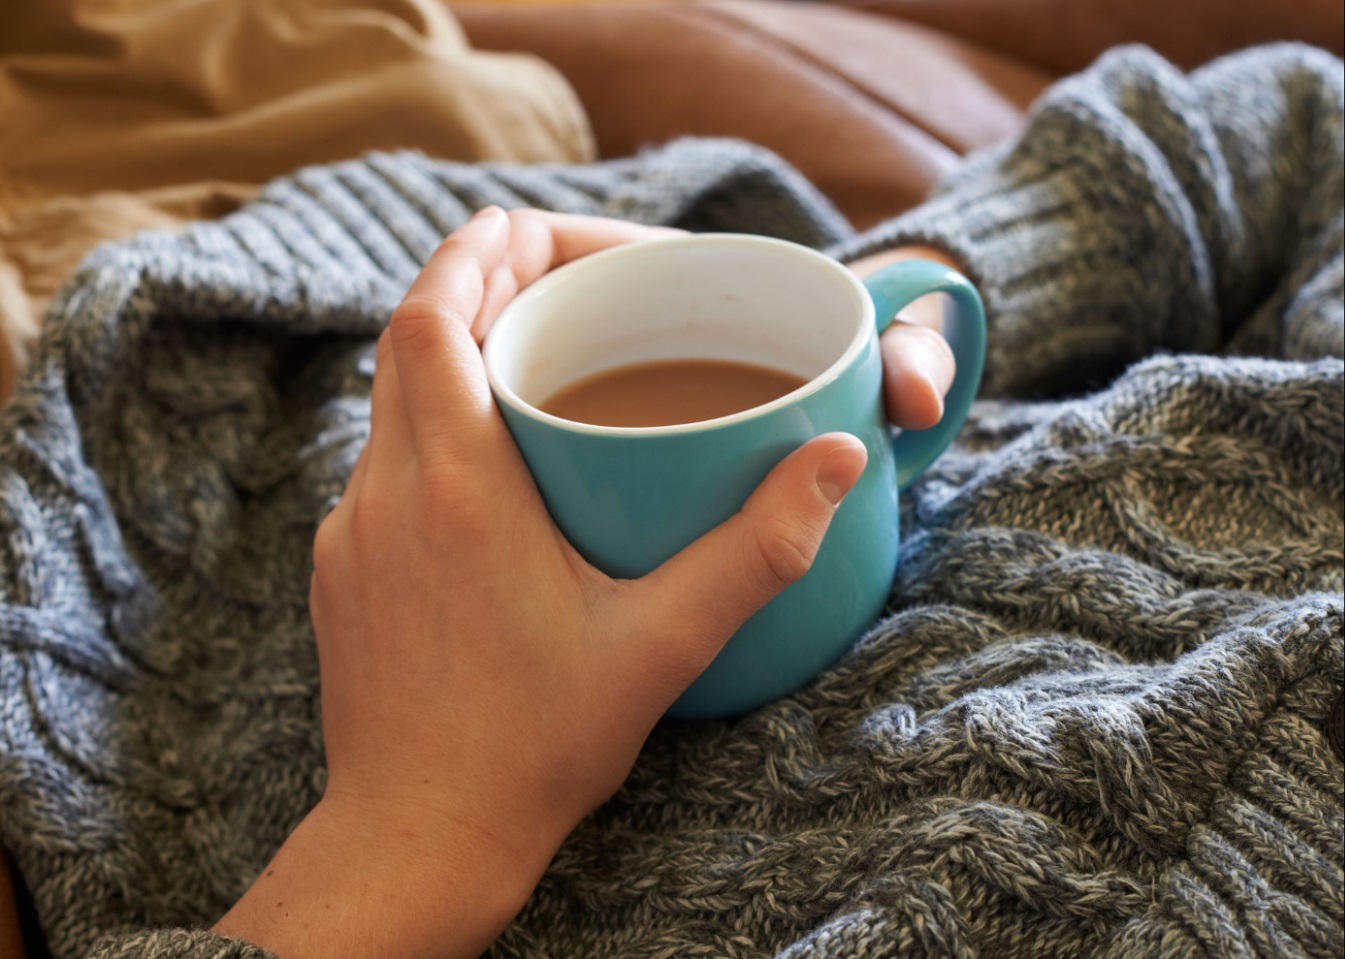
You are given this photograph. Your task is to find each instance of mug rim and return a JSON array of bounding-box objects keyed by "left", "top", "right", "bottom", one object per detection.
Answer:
[{"left": 482, "top": 233, "right": 875, "bottom": 437}]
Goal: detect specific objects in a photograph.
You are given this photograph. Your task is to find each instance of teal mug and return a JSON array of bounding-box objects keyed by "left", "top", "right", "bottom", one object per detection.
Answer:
[{"left": 483, "top": 234, "right": 985, "bottom": 718}]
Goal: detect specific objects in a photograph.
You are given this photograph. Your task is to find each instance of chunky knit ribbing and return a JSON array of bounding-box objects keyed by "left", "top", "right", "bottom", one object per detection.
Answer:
[
  {"left": 1, "top": 45, "right": 1342, "bottom": 959},
  {"left": 835, "top": 44, "right": 1345, "bottom": 398}
]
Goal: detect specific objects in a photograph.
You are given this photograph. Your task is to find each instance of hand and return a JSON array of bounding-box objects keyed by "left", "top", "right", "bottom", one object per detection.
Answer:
[
  {"left": 849, "top": 245, "right": 963, "bottom": 431},
  {"left": 215, "top": 209, "right": 871, "bottom": 959}
]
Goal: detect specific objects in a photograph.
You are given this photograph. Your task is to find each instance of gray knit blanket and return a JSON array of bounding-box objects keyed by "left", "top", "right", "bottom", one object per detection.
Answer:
[{"left": 1, "top": 44, "right": 1342, "bottom": 959}]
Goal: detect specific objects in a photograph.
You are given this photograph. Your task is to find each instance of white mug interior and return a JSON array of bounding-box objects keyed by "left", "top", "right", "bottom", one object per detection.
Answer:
[{"left": 483, "top": 234, "right": 874, "bottom": 434}]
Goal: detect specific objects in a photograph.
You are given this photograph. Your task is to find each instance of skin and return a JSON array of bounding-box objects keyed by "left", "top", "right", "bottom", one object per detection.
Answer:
[{"left": 0, "top": 212, "right": 961, "bottom": 959}]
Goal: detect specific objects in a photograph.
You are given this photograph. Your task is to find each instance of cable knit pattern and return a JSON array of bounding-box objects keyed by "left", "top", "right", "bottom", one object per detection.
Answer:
[
  {"left": 80, "top": 932, "right": 272, "bottom": 959},
  {"left": 0, "top": 46, "right": 1342, "bottom": 959}
]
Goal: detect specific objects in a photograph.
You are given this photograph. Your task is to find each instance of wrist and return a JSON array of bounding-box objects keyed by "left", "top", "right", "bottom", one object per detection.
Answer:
[{"left": 214, "top": 798, "right": 544, "bottom": 959}]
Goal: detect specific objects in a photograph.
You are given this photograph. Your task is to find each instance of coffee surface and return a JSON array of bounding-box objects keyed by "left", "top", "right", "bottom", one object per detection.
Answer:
[{"left": 540, "top": 358, "right": 808, "bottom": 427}]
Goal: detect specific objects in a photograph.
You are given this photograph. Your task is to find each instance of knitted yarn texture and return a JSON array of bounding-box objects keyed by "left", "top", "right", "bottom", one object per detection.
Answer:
[{"left": 0, "top": 44, "right": 1342, "bottom": 959}]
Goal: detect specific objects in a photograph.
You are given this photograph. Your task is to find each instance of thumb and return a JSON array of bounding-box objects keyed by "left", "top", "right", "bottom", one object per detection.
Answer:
[{"left": 630, "top": 432, "right": 868, "bottom": 684}]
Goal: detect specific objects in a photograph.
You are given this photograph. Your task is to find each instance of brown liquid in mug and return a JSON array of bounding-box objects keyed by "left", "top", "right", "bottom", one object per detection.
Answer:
[{"left": 540, "top": 358, "right": 808, "bottom": 428}]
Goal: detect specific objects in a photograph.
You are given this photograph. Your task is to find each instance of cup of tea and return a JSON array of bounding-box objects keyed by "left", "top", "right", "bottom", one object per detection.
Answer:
[{"left": 483, "top": 234, "right": 985, "bottom": 718}]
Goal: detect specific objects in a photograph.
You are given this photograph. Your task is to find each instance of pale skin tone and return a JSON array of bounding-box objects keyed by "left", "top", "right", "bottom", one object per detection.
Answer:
[{"left": 0, "top": 211, "right": 961, "bottom": 959}]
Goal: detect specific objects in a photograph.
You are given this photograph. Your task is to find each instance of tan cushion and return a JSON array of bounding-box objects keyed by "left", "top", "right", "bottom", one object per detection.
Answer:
[
  {"left": 0, "top": 0, "right": 597, "bottom": 403},
  {"left": 0, "top": 0, "right": 593, "bottom": 200}
]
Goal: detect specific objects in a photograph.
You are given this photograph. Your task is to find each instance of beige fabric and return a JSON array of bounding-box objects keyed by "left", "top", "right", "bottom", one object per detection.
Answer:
[
  {"left": 0, "top": 0, "right": 596, "bottom": 402},
  {"left": 0, "top": 182, "right": 257, "bottom": 397}
]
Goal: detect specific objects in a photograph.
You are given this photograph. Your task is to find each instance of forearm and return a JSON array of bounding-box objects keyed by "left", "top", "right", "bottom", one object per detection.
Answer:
[
  {"left": 78, "top": 799, "right": 546, "bottom": 959},
  {"left": 212, "top": 801, "right": 543, "bottom": 959}
]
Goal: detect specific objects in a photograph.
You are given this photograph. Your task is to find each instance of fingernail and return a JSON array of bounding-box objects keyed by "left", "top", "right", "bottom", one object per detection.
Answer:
[
  {"left": 917, "top": 369, "right": 946, "bottom": 424},
  {"left": 816, "top": 443, "right": 867, "bottom": 506}
]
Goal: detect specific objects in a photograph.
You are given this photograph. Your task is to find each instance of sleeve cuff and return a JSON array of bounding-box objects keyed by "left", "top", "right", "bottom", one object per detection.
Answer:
[
  {"left": 87, "top": 929, "right": 280, "bottom": 959},
  {"left": 829, "top": 150, "right": 1164, "bottom": 398}
]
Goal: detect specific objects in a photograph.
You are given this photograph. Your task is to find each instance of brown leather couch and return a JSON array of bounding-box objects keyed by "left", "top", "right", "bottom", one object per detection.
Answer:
[{"left": 454, "top": 0, "right": 1344, "bottom": 229}]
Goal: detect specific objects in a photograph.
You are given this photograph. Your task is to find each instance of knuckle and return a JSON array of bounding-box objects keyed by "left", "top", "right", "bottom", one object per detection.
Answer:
[
  {"left": 344, "top": 494, "right": 380, "bottom": 546},
  {"left": 387, "top": 301, "right": 437, "bottom": 347},
  {"left": 311, "top": 513, "right": 346, "bottom": 583},
  {"left": 923, "top": 322, "right": 956, "bottom": 352},
  {"left": 415, "top": 464, "right": 464, "bottom": 509},
  {"left": 906, "top": 322, "right": 956, "bottom": 362},
  {"left": 506, "top": 209, "right": 553, "bottom": 272},
  {"left": 507, "top": 207, "right": 547, "bottom": 234},
  {"left": 416, "top": 468, "right": 491, "bottom": 543},
  {"left": 750, "top": 517, "right": 817, "bottom": 592},
  {"left": 388, "top": 297, "right": 465, "bottom": 347}
]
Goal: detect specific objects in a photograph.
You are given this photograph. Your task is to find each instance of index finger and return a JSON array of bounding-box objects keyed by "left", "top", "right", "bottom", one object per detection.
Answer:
[
  {"left": 385, "top": 207, "right": 512, "bottom": 461},
  {"left": 469, "top": 211, "right": 684, "bottom": 342},
  {"left": 389, "top": 209, "right": 680, "bottom": 460}
]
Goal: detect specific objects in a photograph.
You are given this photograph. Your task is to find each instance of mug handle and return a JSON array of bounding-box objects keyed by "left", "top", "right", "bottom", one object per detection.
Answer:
[{"left": 863, "top": 259, "right": 987, "bottom": 490}]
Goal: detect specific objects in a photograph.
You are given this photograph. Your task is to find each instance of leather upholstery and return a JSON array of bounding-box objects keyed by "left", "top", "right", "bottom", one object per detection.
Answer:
[
  {"left": 456, "top": 0, "right": 1344, "bottom": 229},
  {"left": 454, "top": 1, "right": 1052, "bottom": 228},
  {"left": 840, "top": 0, "right": 1344, "bottom": 74}
]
